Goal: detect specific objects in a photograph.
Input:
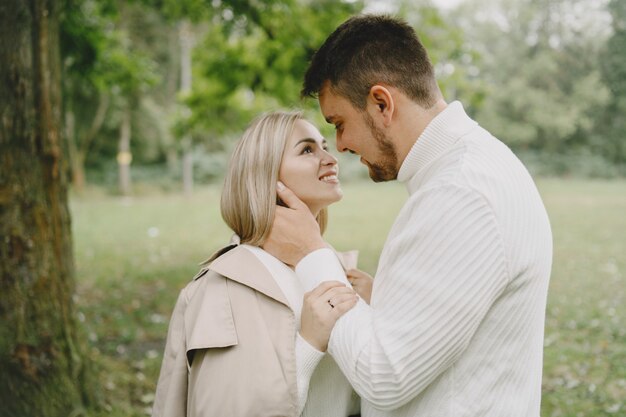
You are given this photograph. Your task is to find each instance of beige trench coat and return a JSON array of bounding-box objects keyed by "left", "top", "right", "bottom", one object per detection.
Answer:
[{"left": 152, "top": 245, "right": 356, "bottom": 417}]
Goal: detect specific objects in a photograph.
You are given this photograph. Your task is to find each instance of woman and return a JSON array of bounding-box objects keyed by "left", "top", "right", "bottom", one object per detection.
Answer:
[{"left": 152, "top": 111, "right": 369, "bottom": 417}]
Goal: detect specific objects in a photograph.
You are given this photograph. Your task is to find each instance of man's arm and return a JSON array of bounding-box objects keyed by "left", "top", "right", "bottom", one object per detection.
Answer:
[
  {"left": 293, "top": 185, "right": 511, "bottom": 410},
  {"left": 262, "top": 181, "right": 327, "bottom": 266}
]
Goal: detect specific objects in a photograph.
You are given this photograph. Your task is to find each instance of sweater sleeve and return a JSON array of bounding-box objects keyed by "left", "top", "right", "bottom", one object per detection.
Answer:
[
  {"left": 295, "top": 185, "right": 510, "bottom": 410},
  {"left": 296, "top": 248, "right": 351, "bottom": 291},
  {"left": 295, "top": 333, "right": 325, "bottom": 415}
]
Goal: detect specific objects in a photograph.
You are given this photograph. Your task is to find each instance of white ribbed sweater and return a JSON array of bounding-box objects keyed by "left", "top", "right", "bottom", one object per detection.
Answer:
[{"left": 296, "top": 101, "right": 553, "bottom": 417}]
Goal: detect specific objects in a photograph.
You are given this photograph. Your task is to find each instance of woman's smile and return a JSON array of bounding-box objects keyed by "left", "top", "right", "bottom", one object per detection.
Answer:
[
  {"left": 279, "top": 119, "right": 343, "bottom": 216},
  {"left": 319, "top": 170, "right": 339, "bottom": 184}
]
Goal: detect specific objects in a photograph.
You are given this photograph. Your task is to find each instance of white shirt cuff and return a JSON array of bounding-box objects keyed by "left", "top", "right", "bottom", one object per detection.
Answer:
[{"left": 295, "top": 248, "right": 350, "bottom": 292}]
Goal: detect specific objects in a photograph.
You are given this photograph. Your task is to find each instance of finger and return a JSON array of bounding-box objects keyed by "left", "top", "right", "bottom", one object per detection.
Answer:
[
  {"left": 272, "top": 206, "right": 293, "bottom": 222},
  {"left": 311, "top": 285, "right": 354, "bottom": 308},
  {"left": 276, "top": 181, "right": 309, "bottom": 210},
  {"left": 306, "top": 281, "right": 348, "bottom": 299},
  {"left": 346, "top": 274, "right": 364, "bottom": 285},
  {"left": 350, "top": 281, "right": 364, "bottom": 290},
  {"left": 326, "top": 292, "right": 357, "bottom": 308},
  {"left": 323, "top": 286, "right": 356, "bottom": 299},
  {"left": 347, "top": 269, "right": 370, "bottom": 280},
  {"left": 346, "top": 271, "right": 361, "bottom": 282},
  {"left": 332, "top": 294, "right": 358, "bottom": 316},
  {"left": 320, "top": 289, "right": 356, "bottom": 308}
]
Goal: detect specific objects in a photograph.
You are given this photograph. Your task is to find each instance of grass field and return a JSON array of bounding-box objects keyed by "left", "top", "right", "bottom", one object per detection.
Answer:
[{"left": 70, "top": 178, "right": 626, "bottom": 416}]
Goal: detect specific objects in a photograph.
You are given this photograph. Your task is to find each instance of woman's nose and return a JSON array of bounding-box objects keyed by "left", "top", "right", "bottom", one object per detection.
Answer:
[{"left": 321, "top": 150, "right": 338, "bottom": 166}]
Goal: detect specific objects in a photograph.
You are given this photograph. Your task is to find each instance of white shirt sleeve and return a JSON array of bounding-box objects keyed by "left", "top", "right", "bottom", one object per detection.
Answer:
[
  {"left": 295, "top": 332, "right": 325, "bottom": 415},
  {"left": 295, "top": 185, "right": 510, "bottom": 410}
]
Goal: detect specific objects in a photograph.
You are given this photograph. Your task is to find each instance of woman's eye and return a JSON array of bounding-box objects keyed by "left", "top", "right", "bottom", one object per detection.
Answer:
[{"left": 302, "top": 146, "right": 313, "bottom": 154}]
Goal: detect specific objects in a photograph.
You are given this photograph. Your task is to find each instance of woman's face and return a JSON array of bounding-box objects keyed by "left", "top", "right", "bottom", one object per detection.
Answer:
[{"left": 279, "top": 119, "right": 343, "bottom": 215}]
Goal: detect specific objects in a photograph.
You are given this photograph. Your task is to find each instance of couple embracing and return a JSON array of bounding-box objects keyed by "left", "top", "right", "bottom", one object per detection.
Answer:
[{"left": 152, "top": 14, "right": 553, "bottom": 417}]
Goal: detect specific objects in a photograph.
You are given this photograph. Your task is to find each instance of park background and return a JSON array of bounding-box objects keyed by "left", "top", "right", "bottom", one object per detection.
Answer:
[{"left": 1, "top": 0, "right": 625, "bottom": 416}]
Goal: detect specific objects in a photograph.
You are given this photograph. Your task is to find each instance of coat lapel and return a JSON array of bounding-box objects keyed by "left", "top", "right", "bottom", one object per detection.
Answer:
[{"left": 208, "top": 245, "right": 290, "bottom": 308}]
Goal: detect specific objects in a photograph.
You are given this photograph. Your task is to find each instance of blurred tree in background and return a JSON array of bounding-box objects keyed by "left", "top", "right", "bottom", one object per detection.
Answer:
[
  {"left": 62, "top": 0, "right": 162, "bottom": 194},
  {"left": 398, "top": 1, "right": 484, "bottom": 108},
  {"left": 56, "top": 0, "right": 624, "bottom": 192},
  {"left": 178, "top": 0, "right": 362, "bottom": 190},
  {"left": 451, "top": 0, "right": 616, "bottom": 174},
  {"left": 60, "top": 0, "right": 364, "bottom": 194},
  {"left": 599, "top": 0, "right": 626, "bottom": 166}
]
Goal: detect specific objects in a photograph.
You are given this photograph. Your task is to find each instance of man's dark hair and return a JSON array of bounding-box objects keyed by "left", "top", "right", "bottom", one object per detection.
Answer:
[{"left": 302, "top": 15, "right": 440, "bottom": 109}]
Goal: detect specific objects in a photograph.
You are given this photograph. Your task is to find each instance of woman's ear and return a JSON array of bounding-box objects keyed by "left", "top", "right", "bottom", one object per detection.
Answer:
[{"left": 368, "top": 85, "right": 394, "bottom": 127}]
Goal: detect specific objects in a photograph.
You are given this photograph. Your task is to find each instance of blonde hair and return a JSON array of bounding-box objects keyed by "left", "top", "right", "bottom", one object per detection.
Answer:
[{"left": 221, "top": 111, "right": 328, "bottom": 246}]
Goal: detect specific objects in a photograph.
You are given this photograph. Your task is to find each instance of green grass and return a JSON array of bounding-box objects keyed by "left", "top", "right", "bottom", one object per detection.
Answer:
[
  {"left": 537, "top": 180, "right": 626, "bottom": 416},
  {"left": 70, "top": 179, "right": 626, "bottom": 416}
]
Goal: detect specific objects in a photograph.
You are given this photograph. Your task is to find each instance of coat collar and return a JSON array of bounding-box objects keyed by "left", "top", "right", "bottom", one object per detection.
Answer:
[{"left": 206, "top": 245, "right": 290, "bottom": 308}]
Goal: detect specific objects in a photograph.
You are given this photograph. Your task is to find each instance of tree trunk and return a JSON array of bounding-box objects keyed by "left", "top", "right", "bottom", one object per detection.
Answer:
[
  {"left": 166, "top": 24, "right": 180, "bottom": 176},
  {"left": 66, "top": 106, "right": 87, "bottom": 193},
  {"left": 0, "top": 0, "right": 93, "bottom": 416},
  {"left": 167, "top": 148, "right": 179, "bottom": 177},
  {"left": 180, "top": 20, "right": 194, "bottom": 196},
  {"left": 182, "top": 138, "right": 193, "bottom": 195},
  {"left": 72, "top": 151, "right": 87, "bottom": 192},
  {"left": 117, "top": 107, "right": 132, "bottom": 196},
  {"left": 67, "top": 92, "right": 109, "bottom": 193}
]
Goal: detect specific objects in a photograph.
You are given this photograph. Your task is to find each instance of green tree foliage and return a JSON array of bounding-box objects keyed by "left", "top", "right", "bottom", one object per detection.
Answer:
[
  {"left": 58, "top": 0, "right": 624, "bottom": 186},
  {"left": 397, "top": 1, "right": 485, "bottom": 110},
  {"left": 453, "top": 0, "right": 611, "bottom": 154},
  {"left": 180, "top": 0, "right": 362, "bottom": 143},
  {"left": 61, "top": 0, "right": 160, "bottom": 189},
  {"left": 599, "top": 0, "right": 626, "bottom": 165}
]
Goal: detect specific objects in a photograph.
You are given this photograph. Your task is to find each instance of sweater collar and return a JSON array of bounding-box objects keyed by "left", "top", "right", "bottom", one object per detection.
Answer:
[{"left": 397, "top": 101, "right": 477, "bottom": 191}]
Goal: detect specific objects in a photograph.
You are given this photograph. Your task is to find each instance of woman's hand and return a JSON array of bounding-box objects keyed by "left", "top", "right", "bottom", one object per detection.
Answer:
[
  {"left": 300, "top": 281, "right": 358, "bottom": 352},
  {"left": 347, "top": 268, "right": 373, "bottom": 304}
]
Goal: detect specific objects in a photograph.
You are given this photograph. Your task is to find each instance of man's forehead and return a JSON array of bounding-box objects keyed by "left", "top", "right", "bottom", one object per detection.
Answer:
[
  {"left": 319, "top": 80, "right": 333, "bottom": 95},
  {"left": 319, "top": 87, "right": 342, "bottom": 122},
  {"left": 319, "top": 82, "right": 342, "bottom": 103}
]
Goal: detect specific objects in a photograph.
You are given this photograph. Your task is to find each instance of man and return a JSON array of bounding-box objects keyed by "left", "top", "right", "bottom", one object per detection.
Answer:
[{"left": 264, "top": 15, "right": 553, "bottom": 417}]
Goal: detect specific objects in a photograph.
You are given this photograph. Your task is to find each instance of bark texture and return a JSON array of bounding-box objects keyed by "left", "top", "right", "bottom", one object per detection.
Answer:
[{"left": 0, "top": 0, "right": 91, "bottom": 415}]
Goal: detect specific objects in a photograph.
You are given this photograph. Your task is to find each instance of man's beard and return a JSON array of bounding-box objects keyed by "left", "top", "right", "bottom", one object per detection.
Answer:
[{"left": 363, "top": 112, "right": 399, "bottom": 182}]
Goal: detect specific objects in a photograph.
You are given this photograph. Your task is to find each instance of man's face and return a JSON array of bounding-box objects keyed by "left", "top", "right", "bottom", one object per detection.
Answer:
[{"left": 319, "top": 84, "right": 399, "bottom": 182}]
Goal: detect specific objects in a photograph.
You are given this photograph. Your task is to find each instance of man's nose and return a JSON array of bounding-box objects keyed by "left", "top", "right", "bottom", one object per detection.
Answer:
[{"left": 336, "top": 135, "right": 348, "bottom": 153}]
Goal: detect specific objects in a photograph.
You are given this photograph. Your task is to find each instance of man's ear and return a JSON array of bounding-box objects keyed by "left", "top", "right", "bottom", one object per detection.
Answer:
[{"left": 368, "top": 85, "right": 394, "bottom": 126}]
